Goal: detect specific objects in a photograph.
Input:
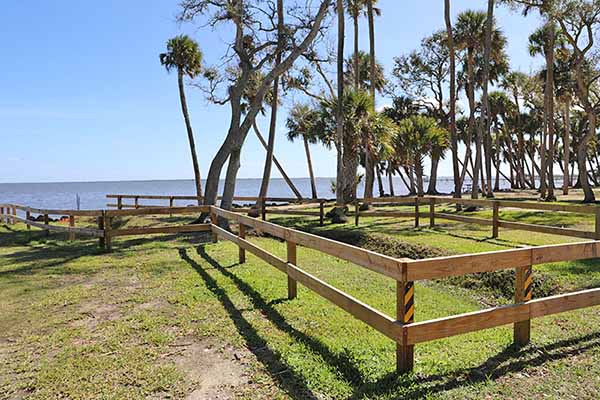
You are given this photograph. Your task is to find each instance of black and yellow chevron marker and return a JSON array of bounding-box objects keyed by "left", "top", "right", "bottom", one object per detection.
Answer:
[
  {"left": 523, "top": 266, "right": 533, "bottom": 301},
  {"left": 404, "top": 281, "right": 415, "bottom": 323}
]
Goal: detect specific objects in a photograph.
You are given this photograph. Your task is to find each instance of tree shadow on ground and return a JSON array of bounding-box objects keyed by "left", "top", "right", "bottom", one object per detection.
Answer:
[{"left": 189, "top": 243, "right": 600, "bottom": 399}]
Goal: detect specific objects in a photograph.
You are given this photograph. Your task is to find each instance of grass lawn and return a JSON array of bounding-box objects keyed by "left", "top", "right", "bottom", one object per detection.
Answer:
[{"left": 2, "top": 208, "right": 600, "bottom": 399}]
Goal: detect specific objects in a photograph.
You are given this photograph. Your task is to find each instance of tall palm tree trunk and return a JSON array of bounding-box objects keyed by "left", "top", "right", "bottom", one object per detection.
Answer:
[
  {"left": 353, "top": 11, "right": 360, "bottom": 90},
  {"left": 481, "top": 0, "right": 494, "bottom": 198},
  {"left": 256, "top": 0, "right": 284, "bottom": 204},
  {"left": 388, "top": 170, "right": 395, "bottom": 196},
  {"left": 177, "top": 69, "right": 203, "bottom": 205},
  {"left": 545, "top": 22, "right": 556, "bottom": 200},
  {"left": 303, "top": 136, "right": 318, "bottom": 199},
  {"left": 336, "top": 0, "right": 345, "bottom": 206},
  {"left": 563, "top": 100, "right": 570, "bottom": 195},
  {"left": 363, "top": 0, "right": 376, "bottom": 202},
  {"left": 445, "top": 0, "right": 461, "bottom": 199}
]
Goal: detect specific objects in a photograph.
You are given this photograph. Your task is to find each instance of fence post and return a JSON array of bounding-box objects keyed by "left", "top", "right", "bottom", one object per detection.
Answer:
[
  {"left": 69, "top": 215, "right": 75, "bottom": 241},
  {"left": 104, "top": 214, "right": 113, "bottom": 252},
  {"left": 134, "top": 196, "right": 139, "bottom": 209},
  {"left": 319, "top": 201, "right": 324, "bottom": 226},
  {"left": 44, "top": 214, "right": 49, "bottom": 236},
  {"left": 117, "top": 196, "right": 123, "bottom": 210},
  {"left": 492, "top": 201, "right": 500, "bottom": 239},
  {"left": 414, "top": 197, "right": 420, "bottom": 228},
  {"left": 595, "top": 209, "right": 600, "bottom": 240},
  {"left": 287, "top": 240, "right": 297, "bottom": 300},
  {"left": 514, "top": 265, "right": 532, "bottom": 346},
  {"left": 397, "top": 279, "right": 415, "bottom": 374},
  {"left": 355, "top": 201, "right": 360, "bottom": 226},
  {"left": 238, "top": 224, "right": 246, "bottom": 264},
  {"left": 26, "top": 209, "right": 31, "bottom": 230},
  {"left": 210, "top": 208, "right": 218, "bottom": 243},
  {"left": 0, "top": 207, "right": 4, "bottom": 224},
  {"left": 429, "top": 198, "right": 435, "bottom": 228},
  {"left": 261, "top": 197, "right": 267, "bottom": 221},
  {"left": 12, "top": 206, "right": 16, "bottom": 225},
  {"left": 98, "top": 212, "right": 105, "bottom": 250}
]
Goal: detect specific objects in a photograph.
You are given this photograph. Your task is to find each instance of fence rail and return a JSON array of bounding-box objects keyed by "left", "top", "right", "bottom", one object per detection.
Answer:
[{"left": 5, "top": 200, "right": 600, "bottom": 374}]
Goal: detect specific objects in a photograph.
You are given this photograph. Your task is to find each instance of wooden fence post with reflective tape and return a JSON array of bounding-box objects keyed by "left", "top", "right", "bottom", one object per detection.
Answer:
[
  {"left": 514, "top": 265, "right": 533, "bottom": 346},
  {"left": 287, "top": 240, "right": 297, "bottom": 300},
  {"left": 25, "top": 209, "right": 31, "bottom": 230},
  {"left": 319, "top": 201, "right": 325, "bottom": 226},
  {"left": 397, "top": 279, "right": 415, "bottom": 373}
]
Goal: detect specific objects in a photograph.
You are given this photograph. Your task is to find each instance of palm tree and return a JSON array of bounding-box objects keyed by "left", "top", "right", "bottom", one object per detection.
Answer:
[
  {"left": 286, "top": 104, "right": 320, "bottom": 199},
  {"left": 394, "top": 115, "right": 449, "bottom": 196},
  {"left": 160, "top": 35, "right": 204, "bottom": 204},
  {"left": 344, "top": 51, "right": 386, "bottom": 93},
  {"left": 454, "top": 10, "right": 508, "bottom": 198},
  {"left": 364, "top": 0, "right": 380, "bottom": 203},
  {"left": 345, "top": 0, "right": 365, "bottom": 90}
]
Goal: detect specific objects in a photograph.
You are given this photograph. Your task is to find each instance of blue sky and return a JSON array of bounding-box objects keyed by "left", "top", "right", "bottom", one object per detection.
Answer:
[{"left": 0, "top": 1, "right": 542, "bottom": 183}]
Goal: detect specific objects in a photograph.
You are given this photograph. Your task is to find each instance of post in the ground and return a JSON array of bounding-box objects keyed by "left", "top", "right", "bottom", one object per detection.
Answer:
[
  {"left": 261, "top": 197, "right": 267, "bottom": 221},
  {"left": 104, "top": 214, "right": 113, "bottom": 252},
  {"left": 595, "top": 209, "right": 600, "bottom": 240},
  {"left": 12, "top": 206, "right": 17, "bottom": 225},
  {"left": 68, "top": 215, "right": 75, "bottom": 241},
  {"left": 429, "top": 198, "right": 435, "bottom": 228},
  {"left": 134, "top": 196, "right": 139, "bottom": 209},
  {"left": 397, "top": 280, "right": 415, "bottom": 374},
  {"left": 210, "top": 208, "right": 218, "bottom": 243},
  {"left": 287, "top": 240, "right": 297, "bottom": 300},
  {"left": 98, "top": 212, "right": 105, "bottom": 249},
  {"left": 319, "top": 201, "right": 324, "bottom": 226},
  {"left": 44, "top": 213, "right": 49, "bottom": 236},
  {"left": 414, "top": 197, "right": 420, "bottom": 228},
  {"left": 25, "top": 209, "right": 31, "bottom": 230},
  {"left": 238, "top": 224, "right": 246, "bottom": 264},
  {"left": 0, "top": 207, "right": 4, "bottom": 224},
  {"left": 492, "top": 201, "right": 500, "bottom": 239},
  {"left": 117, "top": 196, "right": 123, "bottom": 210},
  {"left": 355, "top": 201, "right": 360, "bottom": 226},
  {"left": 514, "top": 265, "right": 532, "bottom": 346}
]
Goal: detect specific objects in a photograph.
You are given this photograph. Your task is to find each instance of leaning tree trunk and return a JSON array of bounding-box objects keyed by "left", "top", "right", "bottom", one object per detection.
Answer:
[
  {"left": 177, "top": 69, "right": 203, "bottom": 205},
  {"left": 578, "top": 110, "right": 596, "bottom": 203},
  {"left": 376, "top": 167, "right": 385, "bottom": 197},
  {"left": 563, "top": 100, "right": 570, "bottom": 195},
  {"left": 303, "top": 136, "right": 318, "bottom": 199},
  {"left": 388, "top": 170, "right": 395, "bottom": 196}
]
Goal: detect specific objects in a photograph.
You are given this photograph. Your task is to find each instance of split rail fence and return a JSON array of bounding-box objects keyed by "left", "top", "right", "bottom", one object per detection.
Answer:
[{"left": 4, "top": 201, "right": 600, "bottom": 373}]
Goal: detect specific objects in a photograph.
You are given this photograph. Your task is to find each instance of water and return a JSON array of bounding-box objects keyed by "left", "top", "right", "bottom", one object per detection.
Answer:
[{"left": 0, "top": 177, "right": 513, "bottom": 210}]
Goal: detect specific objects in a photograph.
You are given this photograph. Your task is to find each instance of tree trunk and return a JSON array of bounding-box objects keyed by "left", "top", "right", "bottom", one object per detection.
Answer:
[
  {"left": 177, "top": 69, "right": 203, "bottom": 204},
  {"left": 303, "top": 136, "right": 318, "bottom": 199},
  {"left": 445, "top": 0, "right": 461, "bottom": 199},
  {"left": 253, "top": 123, "right": 303, "bottom": 200},
  {"left": 545, "top": 22, "right": 556, "bottom": 201},
  {"left": 353, "top": 12, "right": 360, "bottom": 90},
  {"left": 578, "top": 111, "right": 596, "bottom": 202},
  {"left": 388, "top": 170, "right": 395, "bottom": 196},
  {"left": 363, "top": 0, "right": 377, "bottom": 204},
  {"left": 481, "top": 0, "right": 494, "bottom": 198},
  {"left": 415, "top": 159, "right": 424, "bottom": 197},
  {"left": 376, "top": 166, "right": 385, "bottom": 197},
  {"left": 563, "top": 100, "right": 570, "bottom": 195},
  {"left": 426, "top": 149, "right": 441, "bottom": 195},
  {"left": 494, "top": 129, "right": 501, "bottom": 191},
  {"left": 467, "top": 49, "right": 480, "bottom": 199},
  {"left": 336, "top": 0, "right": 345, "bottom": 206}
]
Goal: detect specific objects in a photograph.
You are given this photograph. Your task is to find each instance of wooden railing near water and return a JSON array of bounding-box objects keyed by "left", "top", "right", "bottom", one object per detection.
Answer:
[
  {"left": 355, "top": 196, "right": 600, "bottom": 240},
  {"left": 4, "top": 201, "right": 600, "bottom": 373}
]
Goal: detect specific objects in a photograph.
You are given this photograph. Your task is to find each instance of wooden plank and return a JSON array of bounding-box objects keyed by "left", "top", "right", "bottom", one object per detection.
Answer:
[
  {"left": 13, "top": 215, "right": 104, "bottom": 237},
  {"left": 211, "top": 225, "right": 287, "bottom": 273},
  {"left": 357, "top": 211, "right": 416, "bottom": 218},
  {"left": 13, "top": 205, "right": 103, "bottom": 217},
  {"left": 498, "top": 220, "right": 595, "bottom": 239},
  {"left": 107, "top": 194, "right": 327, "bottom": 203},
  {"left": 266, "top": 210, "right": 322, "bottom": 216},
  {"left": 435, "top": 213, "right": 493, "bottom": 226},
  {"left": 212, "top": 206, "right": 408, "bottom": 281},
  {"left": 497, "top": 200, "right": 596, "bottom": 214},
  {"left": 405, "top": 241, "right": 600, "bottom": 281},
  {"left": 286, "top": 263, "right": 401, "bottom": 342},
  {"left": 362, "top": 196, "right": 418, "bottom": 204},
  {"left": 405, "top": 287, "right": 600, "bottom": 345},
  {"left": 110, "top": 224, "right": 211, "bottom": 237},
  {"left": 106, "top": 205, "right": 210, "bottom": 216}
]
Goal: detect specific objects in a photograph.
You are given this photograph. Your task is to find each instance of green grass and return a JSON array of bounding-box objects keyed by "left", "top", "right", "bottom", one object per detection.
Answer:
[{"left": 2, "top": 209, "right": 600, "bottom": 399}]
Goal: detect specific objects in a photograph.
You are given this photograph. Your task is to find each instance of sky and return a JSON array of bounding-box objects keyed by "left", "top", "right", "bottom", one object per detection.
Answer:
[{"left": 0, "top": 0, "right": 543, "bottom": 184}]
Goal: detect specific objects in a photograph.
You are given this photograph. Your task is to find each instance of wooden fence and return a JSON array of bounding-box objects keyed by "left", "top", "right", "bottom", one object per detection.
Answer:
[
  {"left": 0, "top": 204, "right": 212, "bottom": 250},
  {"left": 207, "top": 205, "right": 600, "bottom": 373},
  {"left": 5, "top": 201, "right": 600, "bottom": 373},
  {"left": 355, "top": 196, "right": 600, "bottom": 240}
]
